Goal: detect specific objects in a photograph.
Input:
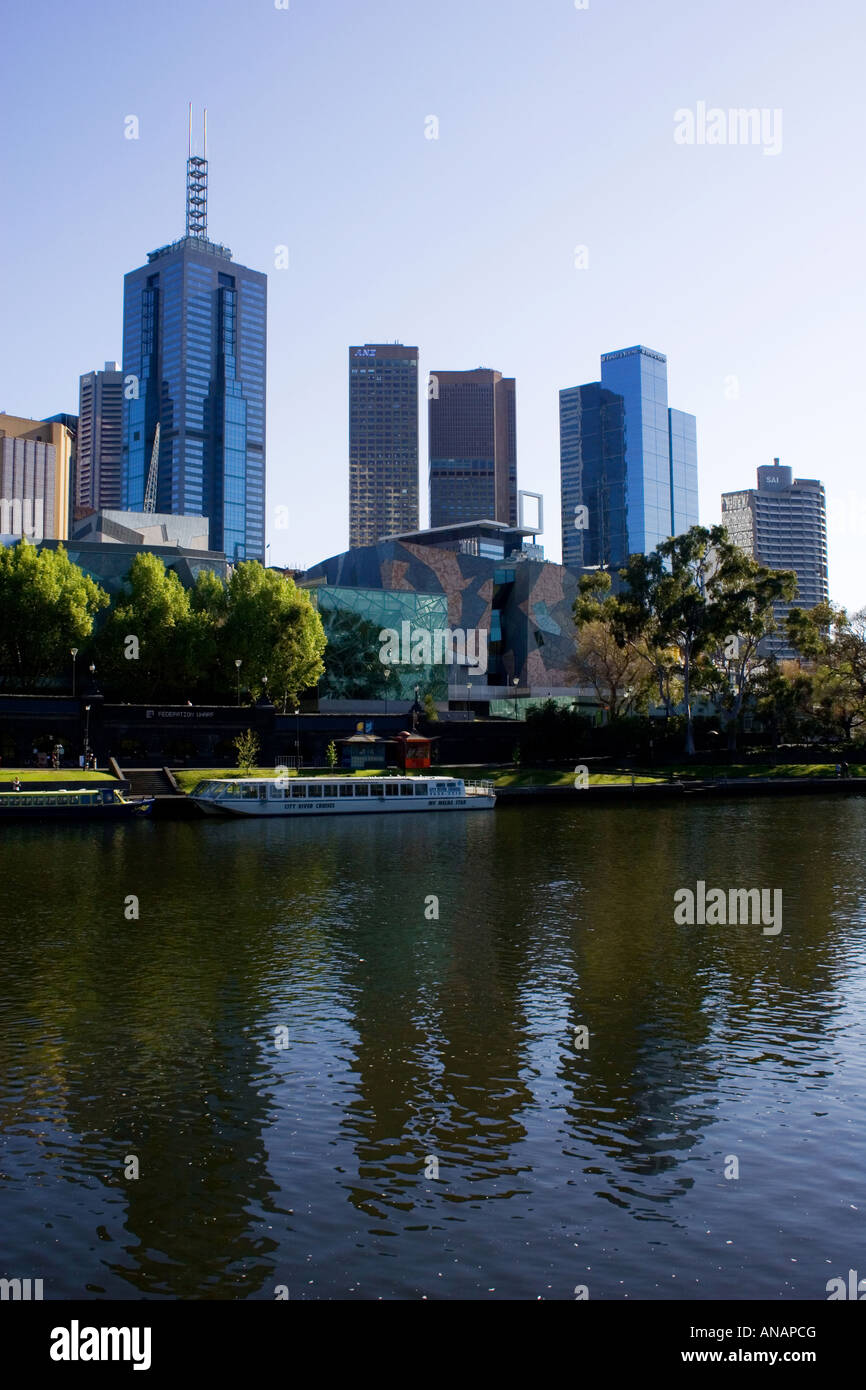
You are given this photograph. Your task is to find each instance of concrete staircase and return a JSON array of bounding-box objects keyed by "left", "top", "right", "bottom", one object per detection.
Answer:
[{"left": 121, "top": 767, "right": 179, "bottom": 798}]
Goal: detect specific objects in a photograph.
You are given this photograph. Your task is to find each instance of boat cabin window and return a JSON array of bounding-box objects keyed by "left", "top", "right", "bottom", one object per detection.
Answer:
[
  {"left": 369, "top": 782, "right": 384, "bottom": 797},
  {"left": 291, "top": 783, "right": 307, "bottom": 798},
  {"left": 323, "top": 786, "right": 340, "bottom": 798},
  {"left": 340, "top": 784, "right": 354, "bottom": 797},
  {"left": 400, "top": 783, "right": 414, "bottom": 796},
  {"left": 385, "top": 783, "right": 399, "bottom": 796},
  {"left": 354, "top": 783, "right": 369, "bottom": 797},
  {"left": 307, "top": 785, "right": 322, "bottom": 798},
  {"left": 413, "top": 784, "right": 428, "bottom": 796}
]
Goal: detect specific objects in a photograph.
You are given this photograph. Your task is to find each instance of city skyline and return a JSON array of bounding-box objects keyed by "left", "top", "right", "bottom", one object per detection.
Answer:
[{"left": 1, "top": 0, "right": 863, "bottom": 609}]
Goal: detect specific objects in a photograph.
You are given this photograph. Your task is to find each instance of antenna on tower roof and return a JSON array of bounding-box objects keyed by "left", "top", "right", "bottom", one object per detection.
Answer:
[{"left": 186, "top": 104, "right": 208, "bottom": 240}]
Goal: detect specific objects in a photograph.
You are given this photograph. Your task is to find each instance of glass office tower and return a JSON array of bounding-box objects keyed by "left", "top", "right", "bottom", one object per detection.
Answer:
[
  {"left": 428, "top": 368, "right": 517, "bottom": 528},
  {"left": 349, "top": 344, "right": 419, "bottom": 548},
  {"left": 121, "top": 155, "right": 266, "bottom": 562},
  {"left": 560, "top": 346, "right": 698, "bottom": 569}
]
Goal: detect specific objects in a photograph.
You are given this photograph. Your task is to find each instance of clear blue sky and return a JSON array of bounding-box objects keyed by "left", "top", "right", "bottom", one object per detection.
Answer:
[{"left": 2, "top": 0, "right": 864, "bottom": 606}]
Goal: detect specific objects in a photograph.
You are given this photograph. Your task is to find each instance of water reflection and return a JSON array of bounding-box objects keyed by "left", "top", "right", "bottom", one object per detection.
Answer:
[{"left": 0, "top": 798, "right": 864, "bottom": 1298}]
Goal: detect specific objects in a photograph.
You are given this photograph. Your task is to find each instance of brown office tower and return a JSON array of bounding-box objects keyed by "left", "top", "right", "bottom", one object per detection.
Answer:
[
  {"left": 349, "top": 343, "right": 419, "bottom": 548},
  {"left": 428, "top": 368, "right": 517, "bottom": 528}
]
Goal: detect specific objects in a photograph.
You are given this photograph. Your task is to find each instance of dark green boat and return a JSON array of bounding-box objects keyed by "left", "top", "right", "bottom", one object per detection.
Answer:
[{"left": 0, "top": 786, "right": 153, "bottom": 820}]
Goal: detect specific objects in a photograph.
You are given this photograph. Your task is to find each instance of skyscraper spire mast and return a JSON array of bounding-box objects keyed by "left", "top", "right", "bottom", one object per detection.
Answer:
[{"left": 185, "top": 103, "right": 208, "bottom": 240}]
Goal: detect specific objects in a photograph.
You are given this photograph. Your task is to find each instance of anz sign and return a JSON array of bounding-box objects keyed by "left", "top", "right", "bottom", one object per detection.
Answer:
[{"left": 354, "top": 348, "right": 377, "bottom": 358}]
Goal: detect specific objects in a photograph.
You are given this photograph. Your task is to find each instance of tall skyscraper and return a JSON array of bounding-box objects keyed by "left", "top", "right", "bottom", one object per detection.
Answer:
[
  {"left": 0, "top": 414, "right": 72, "bottom": 541},
  {"left": 121, "top": 121, "right": 267, "bottom": 562},
  {"left": 76, "top": 362, "right": 123, "bottom": 515},
  {"left": 349, "top": 343, "right": 418, "bottom": 548},
  {"left": 559, "top": 345, "right": 698, "bottom": 569},
  {"left": 428, "top": 368, "right": 517, "bottom": 528},
  {"left": 722, "top": 460, "right": 829, "bottom": 658}
]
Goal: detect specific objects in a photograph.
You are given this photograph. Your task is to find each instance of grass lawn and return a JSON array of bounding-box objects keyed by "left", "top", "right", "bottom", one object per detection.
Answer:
[
  {"left": 644, "top": 762, "right": 866, "bottom": 781},
  {"left": 172, "top": 761, "right": 866, "bottom": 796},
  {"left": 174, "top": 765, "right": 664, "bottom": 793},
  {"left": 0, "top": 769, "right": 115, "bottom": 783},
  {"left": 493, "top": 769, "right": 663, "bottom": 787}
]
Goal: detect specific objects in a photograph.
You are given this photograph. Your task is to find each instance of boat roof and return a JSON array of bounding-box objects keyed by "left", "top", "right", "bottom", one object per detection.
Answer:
[{"left": 198, "top": 774, "right": 463, "bottom": 783}]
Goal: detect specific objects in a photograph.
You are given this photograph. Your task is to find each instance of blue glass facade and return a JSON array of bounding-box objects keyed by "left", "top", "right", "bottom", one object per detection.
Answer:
[
  {"left": 121, "top": 240, "right": 266, "bottom": 562},
  {"left": 560, "top": 346, "right": 698, "bottom": 569}
]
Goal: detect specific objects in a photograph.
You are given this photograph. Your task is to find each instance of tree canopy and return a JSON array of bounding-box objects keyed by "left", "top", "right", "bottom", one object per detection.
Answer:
[
  {"left": 0, "top": 540, "right": 108, "bottom": 690},
  {"left": 576, "top": 525, "right": 796, "bottom": 753}
]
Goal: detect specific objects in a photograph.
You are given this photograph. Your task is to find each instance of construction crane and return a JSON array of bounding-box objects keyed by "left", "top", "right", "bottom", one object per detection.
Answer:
[{"left": 143, "top": 422, "right": 160, "bottom": 514}]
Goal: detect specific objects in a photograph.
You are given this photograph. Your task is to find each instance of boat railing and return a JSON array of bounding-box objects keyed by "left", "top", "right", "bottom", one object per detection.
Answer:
[{"left": 463, "top": 780, "right": 496, "bottom": 796}]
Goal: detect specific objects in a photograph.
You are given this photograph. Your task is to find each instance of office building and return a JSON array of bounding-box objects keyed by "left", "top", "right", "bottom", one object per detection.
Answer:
[
  {"left": 305, "top": 521, "right": 580, "bottom": 700},
  {"left": 429, "top": 368, "right": 517, "bottom": 528},
  {"left": 722, "top": 460, "right": 829, "bottom": 658},
  {"left": 559, "top": 345, "right": 698, "bottom": 569},
  {"left": 121, "top": 131, "right": 266, "bottom": 561},
  {"left": 71, "top": 508, "right": 209, "bottom": 550},
  {"left": 349, "top": 343, "right": 419, "bottom": 548},
  {"left": 76, "top": 362, "right": 124, "bottom": 514},
  {"left": 0, "top": 413, "right": 72, "bottom": 541}
]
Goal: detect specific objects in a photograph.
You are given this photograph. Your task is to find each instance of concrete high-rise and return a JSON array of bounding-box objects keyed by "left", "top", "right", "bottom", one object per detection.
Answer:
[
  {"left": 722, "top": 460, "right": 829, "bottom": 658},
  {"left": 428, "top": 368, "right": 517, "bottom": 528},
  {"left": 559, "top": 345, "right": 698, "bottom": 570},
  {"left": 349, "top": 343, "right": 419, "bottom": 548},
  {"left": 121, "top": 127, "right": 266, "bottom": 561},
  {"left": 76, "top": 362, "right": 123, "bottom": 515},
  {"left": 0, "top": 414, "right": 72, "bottom": 541}
]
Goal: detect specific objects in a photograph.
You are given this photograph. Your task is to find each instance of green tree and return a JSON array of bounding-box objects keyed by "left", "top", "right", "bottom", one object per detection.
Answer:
[
  {"left": 234, "top": 728, "right": 260, "bottom": 773},
  {"left": 709, "top": 557, "right": 797, "bottom": 749},
  {"left": 752, "top": 657, "right": 816, "bottom": 747},
  {"left": 0, "top": 539, "right": 108, "bottom": 690},
  {"left": 223, "top": 562, "right": 326, "bottom": 709},
  {"left": 576, "top": 571, "right": 681, "bottom": 719},
  {"left": 576, "top": 526, "right": 793, "bottom": 755},
  {"left": 570, "top": 618, "right": 654, "bottom": 719},
  {"left": 325, "top": 740, "right": 338, "bottom": 769},
  {"left": 95, "top": 552, "right": 206, "bottom": 700},
  {"left": 786, "top": 603, "right": 866, "bottom": 741}
]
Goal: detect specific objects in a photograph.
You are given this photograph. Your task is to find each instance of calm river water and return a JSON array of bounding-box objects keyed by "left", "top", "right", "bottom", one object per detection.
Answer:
[{"left": 1, "top": 797, "right": 864, "bottom": 1300}]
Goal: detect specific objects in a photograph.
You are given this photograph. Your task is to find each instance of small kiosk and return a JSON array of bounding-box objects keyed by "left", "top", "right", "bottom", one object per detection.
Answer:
[{"left": 392, "top": 730, "right": 433, "bottom": 771}]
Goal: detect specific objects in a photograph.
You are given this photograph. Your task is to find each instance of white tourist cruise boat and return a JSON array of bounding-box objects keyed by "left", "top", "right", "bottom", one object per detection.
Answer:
[{"left": 190, "top": 774, "right": 496, "bottom": 817}]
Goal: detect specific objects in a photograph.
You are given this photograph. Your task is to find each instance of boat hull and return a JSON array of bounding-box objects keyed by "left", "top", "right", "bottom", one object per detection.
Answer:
[
  {"left": 0, "top": 801, "right": 152, "bottom": 821},
  {"left": 194, "top": 794, "right": 495, "bottom": 817}
]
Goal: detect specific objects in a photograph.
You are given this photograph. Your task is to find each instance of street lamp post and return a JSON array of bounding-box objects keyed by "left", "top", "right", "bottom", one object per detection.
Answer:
[
  {"left": 512, "top": 675, "right": 519, "bottom": 721},
  {"left": 466, "top": 681, "right": 472, "bottom": 714},
  {"left": 84, "top": 704, "right": 91, "bottom": 765},
  {"left": 413, "top": 683, "right": 420, "bottom": 732},
  {"left": 295, "top": 706, "right": 300, "bottom": 767},
  {"left": 71, "top": 647, "right": 78, "bottom": 697},
  {"left": 235, "top": 659, "right": 242, "bottom": 706},
  {"left": 383, "top": 669, "right": 390, "bottom": 718},
  {"left": 262, "top": 675, "right": 268, "bottom": 700}
]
